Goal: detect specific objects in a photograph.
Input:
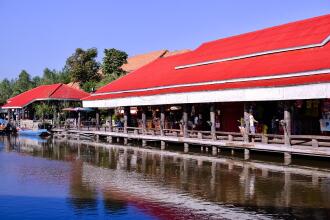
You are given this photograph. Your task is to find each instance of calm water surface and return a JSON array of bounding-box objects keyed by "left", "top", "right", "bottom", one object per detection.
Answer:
[{"left": 0, "top": 135, "right": 330, "bottom": 219}]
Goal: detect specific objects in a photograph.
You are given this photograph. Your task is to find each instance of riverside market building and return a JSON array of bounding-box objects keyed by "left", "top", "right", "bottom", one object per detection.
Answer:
[{"left": 80, "top": 15, "right": 330, "bottom": 149}]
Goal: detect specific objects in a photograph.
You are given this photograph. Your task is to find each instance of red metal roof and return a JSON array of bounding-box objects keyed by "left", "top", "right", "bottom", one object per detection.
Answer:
[
  {"left": 3, "top": 83, "right": 89, "bottom": 108},
  {"left": 84, "top": 14, "right": 330, "bottom": 101}
]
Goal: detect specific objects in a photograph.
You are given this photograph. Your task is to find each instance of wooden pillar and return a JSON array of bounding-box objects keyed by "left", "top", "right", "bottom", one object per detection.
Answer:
[
  {"left": 244, "top": 149, "right": 250, "bottom": 160},
  {"left": 284, "top": 101, "right": 291, "bottom": 146},
  {"left": 160, "top": 106, "right": 165, "bottom": 136},
  {"left": 96, "top": 110, "right": 100, "bottom": 130},
  {"left": 124, "top": 107, "right": 129, "bottom": 134},
  {"left": 57, "top": 112, "right": 60, "bottom": 128},
  {"left": 161, "top": 141, "right": 166, "bottom": 150},
  {"left": 210, "top": 104, "right": 216, "bottom": 140},
  {"left": 182, "top": 104, "right": 188, "bottom": 138},
  {"left": 243, "top": 103, "right": 250, "bottom": 142},
  {"left": 284, "top": 152, "right": 291, "bottom": 165},
  {"left": 184, "top": 143, "right": 189, "bottom": 153},
  {"left": 77, "top": 112, "right": 81, "bottom": 130},
  {"left": 183, "top": 104, "right": 189, "bottom": 152},
  {"left": 141, "top": 107, "right": 147, "bottom": 134},
  {"left": 212, "top": 146, "right": 217, "bottom": 156},
  {"left": 7, "top": 109, "right": 11, "bottom": 122},
  {"left": 108, "top": 109, "right": 113, "bottom": 132}
]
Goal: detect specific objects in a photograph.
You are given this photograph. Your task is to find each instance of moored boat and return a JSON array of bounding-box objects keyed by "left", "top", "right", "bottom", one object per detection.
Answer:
[{"left": 18, "top": 129, "right": 50, "bottom": 136}]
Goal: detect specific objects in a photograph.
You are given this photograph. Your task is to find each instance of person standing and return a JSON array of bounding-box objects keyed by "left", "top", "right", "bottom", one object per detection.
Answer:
[{"left": 249, "top": 110, "right": 258, "bottom": 134}]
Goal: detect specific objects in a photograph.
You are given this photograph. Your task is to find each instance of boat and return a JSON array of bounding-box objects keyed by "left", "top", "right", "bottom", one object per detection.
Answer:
[{"left": 18, "top": 129, "right": 50, "bottom": 136}]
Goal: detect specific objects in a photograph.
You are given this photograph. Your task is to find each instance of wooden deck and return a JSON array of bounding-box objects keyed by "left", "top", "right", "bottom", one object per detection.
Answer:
[{"left": 52, "top": 127, "right": 330, "bottom": 162}]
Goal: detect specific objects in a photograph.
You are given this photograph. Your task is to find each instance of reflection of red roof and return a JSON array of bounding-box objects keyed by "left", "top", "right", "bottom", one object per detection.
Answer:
[
  {"left": 3, "top": 83, "right": 89, "bottom": 109},
  {"left": 84, "top": 14, "right": 330, "bottom": 101}
]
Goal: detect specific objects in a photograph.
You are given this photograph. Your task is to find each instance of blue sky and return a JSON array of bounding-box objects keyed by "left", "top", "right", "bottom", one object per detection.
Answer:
[{"left": 0, "top": 0, "right": 329, "bottom": 80}]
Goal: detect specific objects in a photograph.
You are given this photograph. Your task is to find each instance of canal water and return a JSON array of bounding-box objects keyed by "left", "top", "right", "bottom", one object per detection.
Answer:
[{"left": 0, "top": 135, "right": 330, "bottom": 219}]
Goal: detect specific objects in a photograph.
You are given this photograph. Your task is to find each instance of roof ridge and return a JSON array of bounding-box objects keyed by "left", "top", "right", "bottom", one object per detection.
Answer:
[
  {"left": 48, "top": 83, "right": 63, "bottom": 98},
  {"left": 197, "top": 13, "right": 330, "bottom": 50}
]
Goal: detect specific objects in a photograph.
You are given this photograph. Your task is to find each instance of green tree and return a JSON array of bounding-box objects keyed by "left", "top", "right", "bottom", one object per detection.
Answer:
[
  {"left": 32, "top": 76, "right": 42, "bottom": 87},
  {"left": 0, "top": 79, "right": 13, "bottom": 105},
  {"left": 57, "top": 69, "right": 71, "bottom": 84},
  {"left": 12, "top": 70, "right": 34, "bottom": 96},
  {"left": 102, "top": 48, "right": 128, "bottom": 80},
  {"left": 41, "top": 68, "right": 58, "bottom": 85},
  {"left": 34, "top": 103, "right": 51, "bottom": 122},
  {"left": 65, "top": 48, "right": 100, "bottom": 90}
]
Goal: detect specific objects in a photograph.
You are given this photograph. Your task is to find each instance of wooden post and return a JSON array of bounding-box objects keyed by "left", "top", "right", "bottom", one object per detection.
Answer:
[
  {"left": 77, "top": 112, "right": 81, "bottom": 130},
  {"left": 7, "top": 109, "right": 11, "bottom": 123},
  {"left": 243, "top": 103, "right": 250, "bottom": 142},
  {"left": 312, "top": 139, "right": 319, "bottom": 148},
  {"left": 284, "top": 152, "right": 291, "bottom": 165},
  {"left": 124, "top": 107, "right": 129, "bottom": 134},
  {"left": 183, "top": 104, "right": 188, "bottom": 138},
  {"left": 96, "top": 110, "right": 100, "bottom": 130},
  {"left": 142, "top": 107, "right": 147, "bottom": 135},
  {"left": 244, "top": 149, "right": 250, "bottom": 160},
  {"left": 108, "top": 109, "right": 113, "bottom": 132},
  {"left": 160, "top": 106, "right": 165, "bottom": 136},
  {"left": 210, "top": 104, "right": 216, "bottom": 140},
  {"left": 183, "top": 104, "right": 189, "bottom": 152},
  {"left": 284, "top": 101, "right": 291, "bottom": 146},
  {"left": 212, "top": 146, "right": 217, "bottom": 156},
  {"left": 57, "top": 112, "right": 60, "bottom": 128},
  {"left": 161, "top": 141, "right": 166, "bottom": 150}
]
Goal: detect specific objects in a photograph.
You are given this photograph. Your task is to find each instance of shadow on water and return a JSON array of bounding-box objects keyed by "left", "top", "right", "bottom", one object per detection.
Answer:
[{"left": 1, "top": 134, "right": 330, "bottom": 219}]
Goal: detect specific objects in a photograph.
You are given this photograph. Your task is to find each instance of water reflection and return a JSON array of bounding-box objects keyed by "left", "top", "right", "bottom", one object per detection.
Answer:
[{"left": 1, "top": 135, "right": 330, "bottom": 219}]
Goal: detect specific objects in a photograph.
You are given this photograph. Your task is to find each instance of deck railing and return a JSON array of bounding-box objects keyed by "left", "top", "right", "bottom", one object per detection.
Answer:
[{"left": 54, "top": 123, "right": 330, "bottom": 148}]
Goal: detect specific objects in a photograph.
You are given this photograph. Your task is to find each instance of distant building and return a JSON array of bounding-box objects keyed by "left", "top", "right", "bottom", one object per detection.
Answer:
[
  {"left": 2, "top": 83, "right": 89, "bottom": 121},
  {"left": 121, "top": 49, "right": 190, "bottom": 73}
]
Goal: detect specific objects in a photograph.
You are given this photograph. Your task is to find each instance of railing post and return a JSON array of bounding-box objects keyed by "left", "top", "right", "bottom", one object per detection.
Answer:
[
  {"left": 261, "top": 134, "right": 268, "bottom": 144},
  {"left": 312, "top": 139, "right": 319, "bottom": 148},
  {"left": 210, "top": 104, "right": 216, "bottom": 140},
  {"left": 284, "top": 101, "right": 291, "bottom": 146}
]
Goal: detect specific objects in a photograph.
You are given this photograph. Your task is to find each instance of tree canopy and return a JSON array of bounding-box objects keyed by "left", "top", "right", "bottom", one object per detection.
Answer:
[
  {"left": 0, "top": 47, "right": 128, "bottom": 105},
  {"left": 12, "top": 70, "right": 34, "bottom": 96},
  {"left": 65, "top": 48, "right": 101, "bottom": 91},
  {"left": 102, "top": 48, "right": 128, "bottom": 80},
  {"left": 0, "top": 79, "right": 13, "bottom": 105}
]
